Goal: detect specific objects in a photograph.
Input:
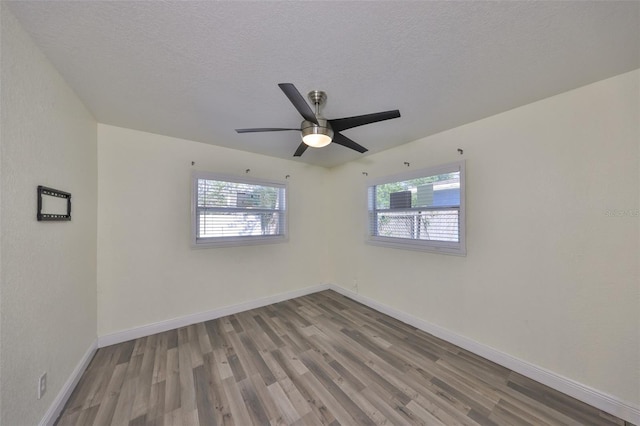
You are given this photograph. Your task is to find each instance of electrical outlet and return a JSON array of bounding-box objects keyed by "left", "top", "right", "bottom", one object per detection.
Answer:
[
  {"left": 38, "top": 373, "right": 46, "bottom": 399},
  {"left": 353, "top": 279, "right": 359, "bottom": 293}
]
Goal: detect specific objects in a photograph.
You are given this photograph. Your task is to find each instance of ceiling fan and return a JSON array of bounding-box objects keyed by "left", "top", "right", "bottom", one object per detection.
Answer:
[{"left": 235, "top": 83, "right": 401, "bottom": 157}]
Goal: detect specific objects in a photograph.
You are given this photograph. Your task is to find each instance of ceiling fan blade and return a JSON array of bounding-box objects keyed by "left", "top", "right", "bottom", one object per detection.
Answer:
[
  {"left": 278, "top": 83, "right": 318, "bottom": 125},
  {"left": 235, "top": 127, "right": 299, "bottom": 133},
  {"left": 293, "top": 142, "right": 309, "bottom": 157},
  {"left": 332, "top": 132, "right": 368, "bottom": 153},
  {"left": 329, "top": 110, "right": 400, "bottom": 132}
]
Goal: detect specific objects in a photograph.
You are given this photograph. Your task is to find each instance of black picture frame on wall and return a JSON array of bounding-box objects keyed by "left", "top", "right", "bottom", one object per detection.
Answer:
[{"left": 37, "top": 185, "right": 71, "bottom": 221}]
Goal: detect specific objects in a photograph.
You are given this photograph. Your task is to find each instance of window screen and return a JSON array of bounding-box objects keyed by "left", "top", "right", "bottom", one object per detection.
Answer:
[
  {"left": 367, "top": 161, "right": 465, "bottom": 255},
  {"left": 192, "top": 173, "right": 287, "bottom": 247}
]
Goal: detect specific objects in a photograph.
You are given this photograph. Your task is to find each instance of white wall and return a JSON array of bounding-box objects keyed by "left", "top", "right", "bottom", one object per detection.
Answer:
[
  {"left": 97, "top": 125, "right": 331, "bottom": 336},
  {"left": 328, "top": 70, "right": 639, "bottom": 405},
  {"left": 0, "top": 7, "right": 98, "bottom": 426}
]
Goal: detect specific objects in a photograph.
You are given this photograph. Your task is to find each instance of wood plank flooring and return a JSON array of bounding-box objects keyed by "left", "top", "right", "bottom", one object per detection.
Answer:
[{"left": 56, "top": 290, "right": 630, "bottom": 425}]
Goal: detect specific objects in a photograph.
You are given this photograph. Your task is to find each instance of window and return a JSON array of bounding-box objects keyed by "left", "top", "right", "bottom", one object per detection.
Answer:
[
  {"left": 367, "top": 161, "right": 465, "bottom": 255},
  {"left": 191, "top": 172, "right": 287, "bottom": 247}
]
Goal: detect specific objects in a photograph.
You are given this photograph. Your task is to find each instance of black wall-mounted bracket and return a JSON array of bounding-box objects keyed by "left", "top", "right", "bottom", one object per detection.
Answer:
[{"left": 37, "top": 186, "right": 71, "bottom": 221}]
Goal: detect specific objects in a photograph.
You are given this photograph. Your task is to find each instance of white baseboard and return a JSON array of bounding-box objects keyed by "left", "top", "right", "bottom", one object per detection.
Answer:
[
  {"left": 327, "top": 284, "right": 640, "bottom": 425},
  {"left": 97, "top": 284, "right": 330, "bottom": 348},
  {"left": 39, "top": 339, "right": 97, "bottom": 426}
]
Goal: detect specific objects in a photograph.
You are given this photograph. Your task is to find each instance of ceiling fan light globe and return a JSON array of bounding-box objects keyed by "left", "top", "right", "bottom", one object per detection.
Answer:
[{"left": 303, "top": 133, "right": 332, "bottom": 148}]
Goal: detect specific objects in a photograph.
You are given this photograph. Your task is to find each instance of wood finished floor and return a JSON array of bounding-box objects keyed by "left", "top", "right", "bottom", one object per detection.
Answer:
[{"left": 57, "top": 290, "right": 629, "bottom": 426}]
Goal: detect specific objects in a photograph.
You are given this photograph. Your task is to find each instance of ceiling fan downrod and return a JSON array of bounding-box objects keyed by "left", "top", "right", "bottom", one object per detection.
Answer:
[{"left": 307, "top": 90, "right": 327, "bottom": 116}]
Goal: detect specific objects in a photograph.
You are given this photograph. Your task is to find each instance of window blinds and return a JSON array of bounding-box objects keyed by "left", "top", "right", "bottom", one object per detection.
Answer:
[{"left": 196, "top": 178, "right": 286, "bottom": 241}]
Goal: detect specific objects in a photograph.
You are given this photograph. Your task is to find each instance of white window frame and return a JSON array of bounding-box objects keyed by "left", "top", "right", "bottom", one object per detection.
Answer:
[
  {"left": 367, "top": 161, "right": 466, "bottom": 256},
  {"left": 191, "top": 171, "right": 288, "bottom": 248}
]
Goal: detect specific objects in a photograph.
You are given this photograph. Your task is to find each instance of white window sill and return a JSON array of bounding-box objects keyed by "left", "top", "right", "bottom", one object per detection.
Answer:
[
  {"left": 366, "top": 237, "right": 466, "bottom": 256},
  {"left": 192, "top": 235, "right": 288, "bottom": 249}
]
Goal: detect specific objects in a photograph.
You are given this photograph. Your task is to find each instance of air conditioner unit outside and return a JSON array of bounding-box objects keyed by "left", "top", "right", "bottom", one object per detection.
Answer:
[{"left": 390, "top": 191, "right": 411, "bottom": 209}]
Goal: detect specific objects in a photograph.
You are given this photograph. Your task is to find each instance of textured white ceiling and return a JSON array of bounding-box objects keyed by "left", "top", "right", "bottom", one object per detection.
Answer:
[{"left": 7, "top": 1, "right": 639, "bottom": 168}]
